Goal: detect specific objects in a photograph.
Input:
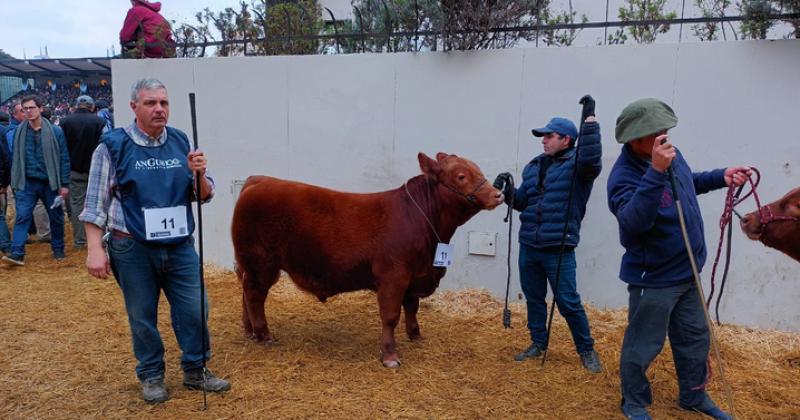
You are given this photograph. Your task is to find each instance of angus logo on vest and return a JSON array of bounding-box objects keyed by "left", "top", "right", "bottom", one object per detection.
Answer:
[{"left": 134, "top": 158, "right": 182, "bottom": 170}]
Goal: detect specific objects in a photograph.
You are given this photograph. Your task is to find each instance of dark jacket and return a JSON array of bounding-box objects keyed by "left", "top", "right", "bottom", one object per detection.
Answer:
[
  {"left": 60, "top": 109, "right": 106, "bottom": 174},
  {"left": 511, "top": 121, "right": 602, "bottom": 248},
  {"left": 0, "top": 124, "right": 11, "bottom": 171},
  {"left": 607, "top": 145, "right": 726, "bottom": 288},
  {"left": 0, "top": 127, "right": 8, "bottom": 188}
]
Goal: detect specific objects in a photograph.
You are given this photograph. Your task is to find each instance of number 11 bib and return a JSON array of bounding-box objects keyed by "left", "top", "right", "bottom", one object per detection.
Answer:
[{"left": 143, "top": 205, "right": 189, "bottom": 239}]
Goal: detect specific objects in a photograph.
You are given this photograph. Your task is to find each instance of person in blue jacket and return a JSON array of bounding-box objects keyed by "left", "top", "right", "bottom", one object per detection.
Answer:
[
  {"left": 0, "top": 105, "right": 21, "bottom": 255},
  {"left": 607, "top": 98, "right": 750, "bottom": 420},
  {"left": 5, "top": 102, "right": 24, "bottom": 153},
  {"left": 494, "top": 96, "right": 603, "bottom": 373},
  {"left": 0, "top": 118, "right": 9, "bottom": 255}
]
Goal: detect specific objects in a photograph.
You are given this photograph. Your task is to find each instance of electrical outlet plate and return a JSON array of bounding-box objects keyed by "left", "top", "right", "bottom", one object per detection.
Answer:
[
  {"left": 468, "top": 231, "right": 497, "bottom": 256},
  {"left": 231, "top": 179, "right": 247, "bottom": 200}
]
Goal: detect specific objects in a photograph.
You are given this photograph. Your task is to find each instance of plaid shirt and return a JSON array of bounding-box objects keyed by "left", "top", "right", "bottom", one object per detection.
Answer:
[{"left": 79, "top": 123, "right": 215, "bottom": 233}]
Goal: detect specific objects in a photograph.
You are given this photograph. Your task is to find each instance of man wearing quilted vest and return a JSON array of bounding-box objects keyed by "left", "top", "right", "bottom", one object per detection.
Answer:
[{"left": 495, "top": 96, "right": 603, "bottom": 373}]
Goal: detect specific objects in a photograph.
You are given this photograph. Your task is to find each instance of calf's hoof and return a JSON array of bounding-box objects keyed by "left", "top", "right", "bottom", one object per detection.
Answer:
[
  {"left": 257, "top": 338, "right": 276, "bottom": 347},
  {"left": 382, "top": 359, "right": 402, "bottom": 369},
  {"left": 380, "top": 352, "right": 402, "bottom": 368},
  {"left": 248, "top": 332, "right": 276, "bottom": 346}
]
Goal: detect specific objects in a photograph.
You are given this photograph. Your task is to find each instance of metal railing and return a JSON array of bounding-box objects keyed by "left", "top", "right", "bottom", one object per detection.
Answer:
[{"left": 159, "top": 1, "right": 799, "bottom": 58}]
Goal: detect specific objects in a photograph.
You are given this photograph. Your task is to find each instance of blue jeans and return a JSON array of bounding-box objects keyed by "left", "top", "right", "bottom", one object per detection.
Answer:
[
  {"left": 0, "top": 192, "right": 10, "bottom": 251},
  {"left": 108, "top": 234, "right": 211, "bottom": 381},
  {"left": 518, "top": 244, "right": 594, "bottom": 353},
  {"left": 620, "top": 282, "right": 710, "bottom": 416},
  {"left": 11, "top": 179, "right": 64, "bottom": 256}
]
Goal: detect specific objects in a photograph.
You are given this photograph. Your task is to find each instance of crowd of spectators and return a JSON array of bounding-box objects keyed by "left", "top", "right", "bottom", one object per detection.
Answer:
[
  {"left": 1, "top": 88, "right": 114, "bottom": 263},
  {"left": 1, "top": 85, "right": 112, "bottom": 125}
]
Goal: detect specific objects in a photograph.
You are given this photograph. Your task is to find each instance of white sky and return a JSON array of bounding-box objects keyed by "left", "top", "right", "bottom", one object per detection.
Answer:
[{"left": 1, "top": 0, "right": 236, "bottom": 59}]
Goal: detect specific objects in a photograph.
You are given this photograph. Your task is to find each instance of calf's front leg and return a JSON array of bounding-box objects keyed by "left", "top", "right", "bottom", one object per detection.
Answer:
[{"left": 377, "top": 284, "right": 405, "bottom": 368}]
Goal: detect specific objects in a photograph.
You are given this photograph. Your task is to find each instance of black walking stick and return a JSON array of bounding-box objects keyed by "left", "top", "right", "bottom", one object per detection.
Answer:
[
  {"left": 189, "top": 93, "right": 209, "bottom": 410},
  {"left": 665, "top": 160, "right": 736, "bottom": 418},
  {"left": 493, "top": 173, "right": 515, "bottom": 329},
  {"left": 541, "top": 95, "right": 594, "bottom": 368}
]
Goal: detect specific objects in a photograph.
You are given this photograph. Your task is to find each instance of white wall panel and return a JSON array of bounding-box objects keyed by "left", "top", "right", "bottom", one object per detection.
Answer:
[{"left": 112, "top": 40, "right": 800, "bottom": 330}]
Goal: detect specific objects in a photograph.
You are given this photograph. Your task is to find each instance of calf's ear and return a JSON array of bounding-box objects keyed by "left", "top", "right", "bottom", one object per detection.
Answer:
[{"left": 418, "top": 152, "right": 442, "bottom": 180}]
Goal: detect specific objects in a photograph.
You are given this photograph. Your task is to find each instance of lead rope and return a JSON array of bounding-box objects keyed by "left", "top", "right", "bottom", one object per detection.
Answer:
[
  {"left": 707, "top": 168, "right": 760, "bottom": 324},
  {"left": 501, "top": 176, "right": 515, "bottom": 328},
  {"left": 404, "top": 182, "right": 443, "bottom": 243}
]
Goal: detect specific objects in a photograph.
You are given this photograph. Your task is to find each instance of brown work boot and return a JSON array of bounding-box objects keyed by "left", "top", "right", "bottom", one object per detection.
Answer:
[{"left": 183, "top": 368, "right": 231, "bottom": 392}]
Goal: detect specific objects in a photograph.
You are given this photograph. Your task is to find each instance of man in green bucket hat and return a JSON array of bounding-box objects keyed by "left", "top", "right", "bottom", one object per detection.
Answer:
[{"left": 607, "top": 98, "right": 750, "bottom": 420}]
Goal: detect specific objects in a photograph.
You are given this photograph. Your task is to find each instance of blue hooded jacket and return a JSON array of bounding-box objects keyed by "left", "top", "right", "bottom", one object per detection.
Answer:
[
  {"left": 511, "top": 121, "right": 602, "bottom": 248},
  {"left": 5, "top": 119, "right": 19, "bottom": 155},
  {"left": 607, "top": 144, "right": 726, "bottom": 287}
]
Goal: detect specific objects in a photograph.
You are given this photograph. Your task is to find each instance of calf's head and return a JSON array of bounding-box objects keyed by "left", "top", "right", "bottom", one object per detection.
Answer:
[
  {"left": 740, "top": 187, "right": 800, "bottom": 262},
  {"left": 418, "top": 152, "right": 503, "bottom": 210}
]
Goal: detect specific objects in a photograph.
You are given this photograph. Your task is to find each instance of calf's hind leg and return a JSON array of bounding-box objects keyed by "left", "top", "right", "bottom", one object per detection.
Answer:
[
  {"left": 403, "top": 294, "right": 421, "bottom": 340},
  {"left": 236, "top": 264, "right": 254, "bottom": 336},
  {"left": 239, "top": 263, "right": 280, "bottom": 345}
]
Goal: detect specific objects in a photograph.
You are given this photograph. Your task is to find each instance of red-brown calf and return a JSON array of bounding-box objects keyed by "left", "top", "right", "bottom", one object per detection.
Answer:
[
  {"left": 740, "top": 187, "right": 800, "bottom": 262},
  {"left": 231, "top": 152, "right": 503, "bottom": 367}
]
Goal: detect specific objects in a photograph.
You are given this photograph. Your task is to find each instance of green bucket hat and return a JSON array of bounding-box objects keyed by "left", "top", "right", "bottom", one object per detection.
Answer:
[{"left": 615, "top": 98, "right": 678, "bottom": 144}]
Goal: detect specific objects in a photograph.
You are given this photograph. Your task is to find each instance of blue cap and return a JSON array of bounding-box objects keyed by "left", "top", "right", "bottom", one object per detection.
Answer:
[{"left": 531, "top": 117, "right": 578, "bottom": 140}]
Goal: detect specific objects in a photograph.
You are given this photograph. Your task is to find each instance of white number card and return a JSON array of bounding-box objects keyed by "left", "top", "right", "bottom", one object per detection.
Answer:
[
  {"left": 433, "top": 243, "right": 453, "bottom": 267},
  {"left": 143, "top": 206, "right": 189, "bottom": 240}
]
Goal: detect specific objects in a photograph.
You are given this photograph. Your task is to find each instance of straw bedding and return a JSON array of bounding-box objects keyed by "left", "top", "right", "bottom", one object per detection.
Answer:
[{"left": 1, "top": 243, "right": 798, "bottom": 419}]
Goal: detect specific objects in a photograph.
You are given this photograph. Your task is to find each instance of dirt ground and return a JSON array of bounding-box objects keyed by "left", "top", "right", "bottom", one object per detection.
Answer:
[{"left": 1, "top": 241, "right": 799, "bottom": 419}]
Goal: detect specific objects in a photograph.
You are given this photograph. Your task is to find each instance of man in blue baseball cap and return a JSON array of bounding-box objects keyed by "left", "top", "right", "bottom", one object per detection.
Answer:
[
  {"left": 531, "top": 117, "right": 579, "bottom": 144},
  {"left": 493, "top": 98, "right": 603, "bottom": 373}
]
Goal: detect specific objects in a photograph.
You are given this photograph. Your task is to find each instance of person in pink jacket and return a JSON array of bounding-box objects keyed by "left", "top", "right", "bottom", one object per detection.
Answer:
[{"left": 119, "top": 0, "right": 175, "bottom": 58}]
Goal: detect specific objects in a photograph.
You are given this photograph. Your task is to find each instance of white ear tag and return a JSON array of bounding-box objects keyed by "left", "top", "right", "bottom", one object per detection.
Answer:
[{"left": 433, "top": 243, "right": 453, "bottom": 267}]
